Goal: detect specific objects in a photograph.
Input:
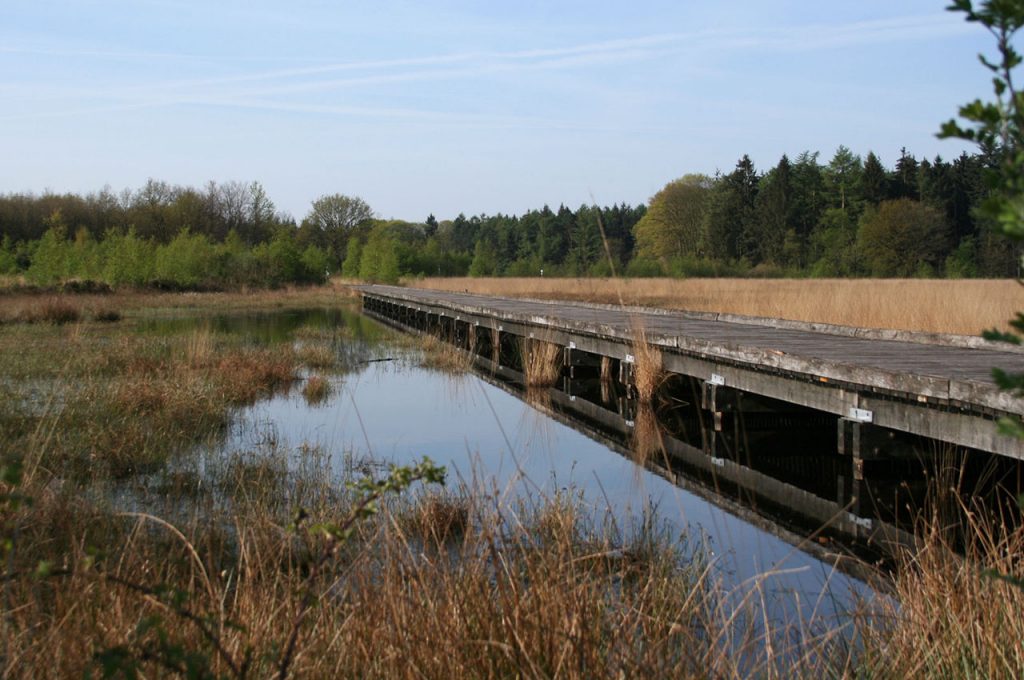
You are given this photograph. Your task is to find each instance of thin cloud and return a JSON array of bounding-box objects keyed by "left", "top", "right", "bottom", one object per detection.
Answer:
[{"left": 0, "top": 12, "right": 974, "bottom": 124}]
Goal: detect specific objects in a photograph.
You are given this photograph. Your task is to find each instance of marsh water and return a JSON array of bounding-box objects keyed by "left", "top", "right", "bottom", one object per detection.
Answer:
[{"left": 133, "top": 304, "right": 900, "bottom": 628}]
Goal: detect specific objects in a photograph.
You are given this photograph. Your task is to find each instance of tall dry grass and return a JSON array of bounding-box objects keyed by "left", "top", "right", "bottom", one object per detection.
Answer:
[
  {"left": 630, "top": 323, "right": 665, "bottom": 404},
  {"left": 520, "top": 337, "right": 564, "bottom": 387},
  {"left": 416, "top": 333, "right": 474, "bottom": 373},
  {"left": 856, "top": 494, "right": 1024, "bottom": 678},
  {"left": 1, "top": 459, "right": 724, "bottom": 678},
  {"left": 412, "top": 277, "right": 1024, "bottom": 335},
  {"left": 302, "top": 374, "right": 332, "bottom": 405}
]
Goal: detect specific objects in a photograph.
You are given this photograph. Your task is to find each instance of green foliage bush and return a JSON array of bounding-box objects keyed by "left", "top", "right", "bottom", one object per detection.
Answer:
[
  {"left": 26, "top": 214, "right": 71, "bottom": 285},
  {"left": 154, "top": 230, "right": 219, "bottom": 288},
  {"left": 0, "top": 236, "right": 17, "bottom": 275},
  {"left": 624, "top": 257, "right": 664, "bottom": 278},
  {"left": 102, "top": 228, "right": 157, "bottom": 286},
  {"left": 468, "top": 241, "right": 498, "bottom": 277}
]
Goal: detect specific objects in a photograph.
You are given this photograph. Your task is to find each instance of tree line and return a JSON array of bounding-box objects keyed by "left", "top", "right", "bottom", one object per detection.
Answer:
[
  {"left": 633, "top": 147, "right": 1016, "bottom": 278},
  {"left": 0, "top": 145, "right": 1017, "bottom": 289}
]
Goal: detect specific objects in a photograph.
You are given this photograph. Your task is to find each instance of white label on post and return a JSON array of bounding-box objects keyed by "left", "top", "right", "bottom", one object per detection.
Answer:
[
  {"left": 848, "top": 407, "right": 873, "bottom": 423},
  {"left": 710, "top": 373, "right": 725, "bottom": 386},
  {"left": 846, "top": 513, "right": 873, "bottom": 529},
  {"left": 568, "top": 341, "right": 576, "bottom": 349},
  {"left": 624, "top": 354, "right": 635, "bottom": 364}
]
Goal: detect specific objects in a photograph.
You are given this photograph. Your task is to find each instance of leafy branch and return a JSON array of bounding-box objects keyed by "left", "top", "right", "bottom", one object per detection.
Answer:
[{"left": 942, "top": 1, "right": 1024, "bottom": 438}]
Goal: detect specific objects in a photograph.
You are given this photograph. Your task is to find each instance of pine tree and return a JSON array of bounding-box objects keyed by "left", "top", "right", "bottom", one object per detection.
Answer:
[
  {"left": 752, "top": 156, "right": 793, "bottom": 265},
  {"left": 860, "top": 152, "right": 889, "bottom": 206}
]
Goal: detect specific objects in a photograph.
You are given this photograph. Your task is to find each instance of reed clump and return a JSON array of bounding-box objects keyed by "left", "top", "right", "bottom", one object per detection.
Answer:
[
  {"left": 92, "top": 306, "right": 122, "bottom": 322},
  {"left": 417, "top": 333, "right": 473, "bottom": 373},
  {"left": 213, "top": 349, "right": 296, "bottom": 404},
  {"left": 631, "top": 403, "right": 666, "bottom": 465},
  {"left": 14, "top": 296, "right": 83, "bottom": 324},
  {"left": 520, "top": 337, "right": 563, "bottom": 387},
  {"left": 184, "top": 328, "right": 215, "bottom": 367},
  {"left": 855, "top": 495, "right": 1024, "bottom": 678},
  {"left": 398, "top": 489, "right": 471, "bottom": 546},
  {"left": 302, "top": 374, "right": 332, "bottom": 405},
  {"left": 297, "top": 341, "right": 336, "bottom": 369},
  {"left": 630, "top": 324, "right": 665, "bottom": 403}
]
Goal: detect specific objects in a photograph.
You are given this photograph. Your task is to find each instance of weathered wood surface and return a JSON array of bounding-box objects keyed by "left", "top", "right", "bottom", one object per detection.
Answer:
[{"left": 358, "top": 284, "right": 1024, "bottom": 419}]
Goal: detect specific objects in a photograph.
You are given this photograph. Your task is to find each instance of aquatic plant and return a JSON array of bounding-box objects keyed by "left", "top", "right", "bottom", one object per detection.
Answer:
[
  {"left": 302, "top": 374, "right": 332, "bottom": 405},
  {"left": 520, "top": 337, "right": 563, "bottom": 387},
  {"left": 630, "top": 322, "right": 665, "bottom": 404}
]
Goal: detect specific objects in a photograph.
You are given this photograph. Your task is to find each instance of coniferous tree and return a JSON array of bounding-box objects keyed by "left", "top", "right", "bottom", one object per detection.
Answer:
[
  {"left": 891, "top": 147, "right": 921, "bottom": 200},
  {"left": 752, "top": 156, "right": 793, "bottom": 265},
  {"left": 706, "top": 156, "right": 759, "bottom": 261},
  {"left": 790, "top": 152, "right": 826, "bottom": 241},
  {"left": 824, "top": 145, "right": 863, "bottom": 212},
  {"left": 860, "top": 152, "right": 889, "bottom": 206}
]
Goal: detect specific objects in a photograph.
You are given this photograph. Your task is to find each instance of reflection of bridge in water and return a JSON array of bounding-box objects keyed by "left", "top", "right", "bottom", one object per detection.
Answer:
[{"left": 359, "top": 284, "right": 1024, "bottom": 565}]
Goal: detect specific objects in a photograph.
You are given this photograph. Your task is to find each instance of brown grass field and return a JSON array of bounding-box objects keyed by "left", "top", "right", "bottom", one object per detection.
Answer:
[{"left": 410, "top": 277, "right": 1024, "bottom": 336}]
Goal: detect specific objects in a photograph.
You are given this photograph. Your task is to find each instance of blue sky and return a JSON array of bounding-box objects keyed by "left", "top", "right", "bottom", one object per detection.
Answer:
[{"left": 0, "top": 0, "right": 999, "bottom": 222}]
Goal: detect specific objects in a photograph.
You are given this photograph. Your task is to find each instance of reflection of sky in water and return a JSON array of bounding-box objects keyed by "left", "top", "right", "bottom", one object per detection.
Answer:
[{"left": 226, "top": 357, "right": 877, "bottom": 623}]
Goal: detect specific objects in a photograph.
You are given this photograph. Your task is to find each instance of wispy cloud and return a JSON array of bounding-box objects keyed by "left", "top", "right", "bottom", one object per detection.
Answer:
[{"left": 0, "top": 13, "right": 974, "bottom": 126}]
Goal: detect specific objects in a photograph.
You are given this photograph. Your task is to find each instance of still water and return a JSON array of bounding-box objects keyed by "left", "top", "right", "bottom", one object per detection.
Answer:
[{"left": 149, "top": 305, "right": 878, "bottom": 627}]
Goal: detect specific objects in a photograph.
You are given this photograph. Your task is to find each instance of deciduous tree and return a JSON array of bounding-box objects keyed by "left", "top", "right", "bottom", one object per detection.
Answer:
[
  {"left": 857, "top": 198, "right": 949, "bottom": 276},
  {"left": 633, "top": 174, "right": 712, "bottom": 262}
]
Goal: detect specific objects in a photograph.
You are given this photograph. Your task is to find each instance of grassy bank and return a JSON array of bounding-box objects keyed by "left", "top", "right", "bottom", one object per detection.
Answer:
[
  {"left": 0, "top": 280, "right": 358, "bottom": 324},
  {"left": 410, "top": 277, "right": 1024, "bottom": 336},
  {"left": 1, "top": 291, "right": 1022, "bottom": 677}
]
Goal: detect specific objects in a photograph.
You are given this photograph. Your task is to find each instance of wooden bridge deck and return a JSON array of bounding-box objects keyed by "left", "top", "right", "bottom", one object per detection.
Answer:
[{"left": 358, "top": 284, "right": 1024, "bottom": 460}]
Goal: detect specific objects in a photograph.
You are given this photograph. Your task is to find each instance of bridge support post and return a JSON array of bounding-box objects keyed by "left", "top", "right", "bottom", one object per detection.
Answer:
[
  {"left": 563, "top": 347, "right": 603, "bottom": 379},
  {"left": 837, "top": 417, "right": 892, "bottom": 518},
  {"left": 701, "top": 381, "right": 739, "bottom": 433}
]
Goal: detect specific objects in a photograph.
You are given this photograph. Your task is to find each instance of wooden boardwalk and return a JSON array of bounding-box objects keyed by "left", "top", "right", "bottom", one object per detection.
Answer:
[{"left": 358, "top": 284, "right": 1024, "bottom": 460}]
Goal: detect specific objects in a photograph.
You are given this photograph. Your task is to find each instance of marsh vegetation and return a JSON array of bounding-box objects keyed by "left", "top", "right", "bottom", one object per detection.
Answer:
[{"left": 0, "top": 288, "right": 1022, "bottom": 678}]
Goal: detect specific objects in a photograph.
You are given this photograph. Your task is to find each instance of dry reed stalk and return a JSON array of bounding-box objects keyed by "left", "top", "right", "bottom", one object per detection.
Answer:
[
  {"left": 523, "top": 385, "right": 553, "bottom": 412},
  {"left": 214, "top": 349, "right": 296, "bottom": 404},
  {"left": 855, "top": 495, "right": 1024, "bottom": 678},
  {"left": 520, "top": 338, "right": 563, "bottom": 387},
  {"left": 412, "top": 277, "right": 1024, "bottom": 335},
  {"left": 0, "top": 477, "right": 731, "bottom": 678},
  {"left": 12, "top": 296, "right": 83, "bottom": 324},
  {"left": 418, "top": 333, "right": 473, "bottom": 372},
  {"left": 630, "top": 323, "right": 664, "bottom": 403},
  {"left": 302, "top": 374, "right": 331, "bottom": 405},
  {"left": 397, "top": 490, "right": 470, "bottom": 546},
  {"left": 489, "top": 325, "right": 501, "bottom": 364},
  {"left": 0, "top": 285, "right": 347, "bottom": 325},
  {"left": 630, "top": 403, "right": 665, "bottom": 465},
  {"left": 297, "top": 341, "right": 335, "bottom": 368},
  {"left": 92, "top": 306, "right": 122, "bottom": 322},
  {"left": 185, "top": 328, "right": 214, "bottom": 367}
]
